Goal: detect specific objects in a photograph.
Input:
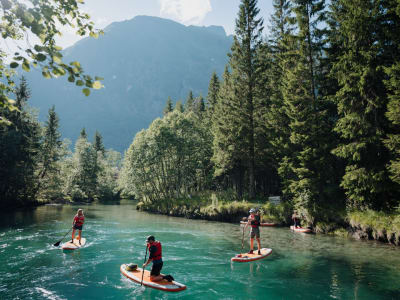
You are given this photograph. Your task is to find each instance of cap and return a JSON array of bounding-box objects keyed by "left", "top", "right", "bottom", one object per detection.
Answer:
[
  {"left": 249, "top": 208, "right": 256, "bottom": 213},
  {"left": 146, "top": 235, "right": 155, "bottom": 243}
]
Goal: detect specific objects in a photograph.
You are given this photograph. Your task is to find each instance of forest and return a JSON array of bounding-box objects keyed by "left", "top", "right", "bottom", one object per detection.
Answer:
[
  {"left": 119, "top": 0, "right": 400, "bottom": 242},
  {"left": 1, "top": 0, "right": 400, "bottom": 243}
]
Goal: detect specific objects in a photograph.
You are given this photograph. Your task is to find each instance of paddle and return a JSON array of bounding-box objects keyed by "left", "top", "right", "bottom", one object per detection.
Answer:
[
  {"left": 241, "top": 225, "right": 245, "bottom": 249},
  {"left": 53, "top": 227, "right": 72, "bottom": 247},
  {"left": 141, "top": 245, "right": 148, "bottom": 286}
]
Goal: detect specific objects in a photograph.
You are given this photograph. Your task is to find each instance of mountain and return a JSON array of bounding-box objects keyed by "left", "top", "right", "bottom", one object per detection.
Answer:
[{"left": 26, "top": 16, "right": 232, "bottom": 151}]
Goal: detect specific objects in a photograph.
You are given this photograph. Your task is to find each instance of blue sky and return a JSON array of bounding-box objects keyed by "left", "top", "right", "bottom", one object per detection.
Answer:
[{"left": 58, "top": 0, "right": 274, "bottom": 48}]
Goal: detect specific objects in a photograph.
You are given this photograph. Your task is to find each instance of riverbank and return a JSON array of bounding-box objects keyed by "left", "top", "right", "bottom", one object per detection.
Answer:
[{"left": 137, "top": 195, "right": 400, "bottom": 246}]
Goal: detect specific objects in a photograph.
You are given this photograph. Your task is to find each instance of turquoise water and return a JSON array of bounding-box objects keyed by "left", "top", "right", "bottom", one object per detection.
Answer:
[{"left": 0, "top": 201, "right": 399, "bottom": 300}]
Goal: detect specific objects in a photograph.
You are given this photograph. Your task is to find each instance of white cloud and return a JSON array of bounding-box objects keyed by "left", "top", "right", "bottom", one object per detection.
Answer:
[{"left": 159, "top": 0, "right": 212, "bottom": 25}]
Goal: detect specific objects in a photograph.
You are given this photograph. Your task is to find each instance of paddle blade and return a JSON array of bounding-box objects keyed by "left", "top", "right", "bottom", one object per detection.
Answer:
[{"left": 53, "top": 241, "right": 61, "bottom": 247}]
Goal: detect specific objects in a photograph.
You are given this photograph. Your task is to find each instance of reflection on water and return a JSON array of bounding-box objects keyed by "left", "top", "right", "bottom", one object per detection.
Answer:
[{"left": 0, "top": 200, "right": 399, "bottom": 299}]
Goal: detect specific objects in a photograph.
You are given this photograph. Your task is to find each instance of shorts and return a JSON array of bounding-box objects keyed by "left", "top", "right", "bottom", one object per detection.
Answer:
[
  {"left": 73, "top": 224, "right": 83, "bottom": 230},
  {"left": 250, "top": 227, "right": 260, "bottom": 239},
  {"left": 150, "top": 261, "right": 163, "bottom": 276}
]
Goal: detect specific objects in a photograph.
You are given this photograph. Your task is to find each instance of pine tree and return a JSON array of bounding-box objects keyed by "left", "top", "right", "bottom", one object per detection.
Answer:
[
  {"left": 36, "top": 106, "right": 63, "bottom": 199},
  {"left": 330, "top": 0, "right": 398, "bottom": 209},
  {"left": 279, "top": 0, "right": 337, "bottom": 218},
  {"left": 0, "top": 77, "right": 41, "bottom": 207},
  {"left": 93, "top": 130, "right": 105, "bottom": 156},
  {"left": 212, "top": 66, "right": 246, "bottom": 198},
  {"left": 231, "top": 0, "right": 264, "bottom": 199},
  {"left": 163, "top": 96, "right": 174, "bottom": 116},
  {"left": 175, "top": 100, "right": 184, "bottom": 113},
  {"left": 80, "top": 128, "right": 87, "bottom": 139},
  {"left": 207, "top": 72, "right": 220, "bottom": 113},
  {"left": 383, "top": 0, "right": 400, "bottom": 190},
  {"left": 184, "top": 91, "right": 195, "bottom": 112}
]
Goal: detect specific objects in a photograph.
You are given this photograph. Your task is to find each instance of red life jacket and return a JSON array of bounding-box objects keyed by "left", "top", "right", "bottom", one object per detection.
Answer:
[
  {"left": 74, "top": 215, "right": 85, "bottom": 226},
  {"left": 250, "top": 215, "right": 260, "bottom": 228},
  {"left": 150, "top": 241, "right": 162, "bottom": 261}
]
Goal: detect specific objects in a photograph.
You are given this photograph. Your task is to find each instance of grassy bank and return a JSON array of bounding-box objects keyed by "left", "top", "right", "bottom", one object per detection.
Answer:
[
  {"left": 347, "top": 210, "right": 400, "bottom": 245},
  {"left": 137, "top": 191, "right": 291, "bottom": 224},
  {"left": 137, "top": 191, "right": 400, "bottom": 246}
]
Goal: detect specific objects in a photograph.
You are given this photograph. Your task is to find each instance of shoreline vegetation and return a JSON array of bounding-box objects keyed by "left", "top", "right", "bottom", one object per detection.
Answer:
[{"left": 136, "top": 191, "right": 400, "bottom": 246}]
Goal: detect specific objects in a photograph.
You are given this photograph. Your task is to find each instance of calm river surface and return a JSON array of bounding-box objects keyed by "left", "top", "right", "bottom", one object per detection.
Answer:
[{"left": 0, "top": 201, "right": 399, "bottom": 299}]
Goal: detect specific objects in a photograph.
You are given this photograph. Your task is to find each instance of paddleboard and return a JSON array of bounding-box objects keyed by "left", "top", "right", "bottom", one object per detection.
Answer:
[
  {"left": 61, "top": 237, "right": 86, "bottom": 250},
  {"left": 120, "top": 264, "right": 186, "bottom": 292},
  {"left": 231, "top": 248, "right": 272, "bottom": 262},
  {"left": 290, "top": 226, "right": 312, "bottom": 233},
  {"left": 240, "top": 221, "right": 276, "bottom": 227}
]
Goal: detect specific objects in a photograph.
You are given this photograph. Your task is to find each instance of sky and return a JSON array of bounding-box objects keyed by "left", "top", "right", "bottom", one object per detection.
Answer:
[{"left": 56, "top": 0, "right": 275, "bottom": 48}]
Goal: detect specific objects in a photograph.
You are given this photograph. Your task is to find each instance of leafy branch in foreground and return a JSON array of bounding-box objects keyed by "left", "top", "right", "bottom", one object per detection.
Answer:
[{"left": 0, "top": 0, "right": 104, "bottom": 115}]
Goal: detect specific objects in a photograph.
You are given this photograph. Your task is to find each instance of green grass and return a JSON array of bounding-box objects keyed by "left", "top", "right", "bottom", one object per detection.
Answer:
[
  {"left": 137, "top": 190, "right": 291, "bottom": 224},
  {"left": 347, "top": 210, "right": 400, "bottom": 244}
]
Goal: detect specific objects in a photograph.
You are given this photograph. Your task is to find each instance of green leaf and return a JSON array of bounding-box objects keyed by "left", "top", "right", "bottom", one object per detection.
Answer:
[
  {"left": 82, "top": 88, "right": 91, "bottom": 96},
  {"left": 22, "top": 60, "right": 30, "bottom": 72},
  {"left": 71, "top": 61, "right": 81, "bottom": 68},
  {"left": 42, "top": 71, "right": 51, "bottom": 79},
  {"left": 76, "top": 80, "right": 84, "bottom": 86},
  {"left": 10, "top": 62, "right": 19, "bottom": 68},
  {"left": 89, "top": 32, "right": 99, "bottom": 39},
  {"left": 95, "top": 76, "right": 104, "bottom": 81},
  {"left": 52, "top": 56, "right": 62, "bottom": 64},
  {"left": 92, "top": 81, "right": 102, "bottom": 89},
  {"left": 68, "top": 75, "right": 75, "bottom": 82},
  {"left": 34, "top": 45, "right": 43, "bottom": 52},
  {"left": 36, "top": 53, "right": 46, "bottom": 62}
]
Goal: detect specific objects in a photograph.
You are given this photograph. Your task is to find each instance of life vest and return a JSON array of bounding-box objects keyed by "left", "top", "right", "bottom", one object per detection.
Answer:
[
  {"left": 150, "top": 241, "right": 162, "bottom": 261},
  {"left": 250, "top": 215, "right": 260, "bottom": 228},
  {"left": 74, "top": 215, "right": 85, "bottom": 226}
]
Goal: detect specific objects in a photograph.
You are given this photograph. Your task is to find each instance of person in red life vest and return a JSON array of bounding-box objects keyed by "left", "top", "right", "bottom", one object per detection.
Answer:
[
  {"left": 71, "top": 209, "right": 85, "bottom": 245},
  {"left": 142, "top": 236, "right": 174, "bottom": 282},
  {"left": 244, "top": 208, "right": 262, "bottom": 255}
]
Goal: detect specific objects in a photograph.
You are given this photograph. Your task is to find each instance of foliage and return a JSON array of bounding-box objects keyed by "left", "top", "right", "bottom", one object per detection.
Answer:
[
  {"left": 120, "top": 109, "right": 213, "bottom": 203},
  {"left": 0, "top": 0, "right": 104, "bottom": 119}
]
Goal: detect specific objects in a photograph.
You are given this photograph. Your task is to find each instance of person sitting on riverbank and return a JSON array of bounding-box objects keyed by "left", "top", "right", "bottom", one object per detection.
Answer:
[
  {"left": 71, "top": 208, "right": 85, "bottom": 245},
  {"left": 292, "top": 210, "right": 301, "bottom": 228},
  {"left": 244, "top": 208, "right": 261, "bottom": 255},
  {"left": 143, "top": 235, "right": 174, "bottom": 282}
]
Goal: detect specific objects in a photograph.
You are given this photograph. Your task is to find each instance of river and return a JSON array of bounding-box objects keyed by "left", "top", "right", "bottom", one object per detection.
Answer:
[{"left": 0, "top": 200, "right": 399, "bottom": 299}]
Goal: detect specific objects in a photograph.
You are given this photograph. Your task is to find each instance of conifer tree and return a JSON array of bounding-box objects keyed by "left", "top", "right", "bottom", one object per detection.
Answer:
[
  {"left": 184, "top": 91, "right": 195, "bottom": 112},
  {"left": 35, "top": 106, "right": 63, "bottom": 199},
  {"left": 383, "top": 0, "right": 400, "bottom": 188},
  {"left": 80, "top": 128, "right": 87, "bottom": 139},
  {"left": 175, "top": 100, "right": 184, "bottom": 113},
  {"left": 207, "top": 72, "right": 220, "bottom": 113},
  {"left": 212, "top": 66, "right": 246, "bottom": 197},
  {"left": 93, "top": 130, "right": 105, "bottom": 156},
  {"left": 163, "top": 96, "right": 174, "bottom": 116},
  {"left": 0, "top": 78, "right": 41, "bottom": 207},
  {"left": 279, "top": 0, "right": 336, "bottom": 218},
  {"left": 231, "top": 0, "right": 264, "bottom": 199},
  {"left": 330, "top": 0, "right": 397, "bottom": 209}
]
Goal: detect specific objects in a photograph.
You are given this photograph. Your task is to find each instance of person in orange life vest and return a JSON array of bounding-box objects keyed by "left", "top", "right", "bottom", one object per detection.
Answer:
[
  {"left": 142, "top": 236, "right": 174, "bottom": 282},
  {"left": 71, "top": 209, "right": 85, "bottom": 245},
  {"left": 244, "top": 208, "right": 261, "bottom": 255}
]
